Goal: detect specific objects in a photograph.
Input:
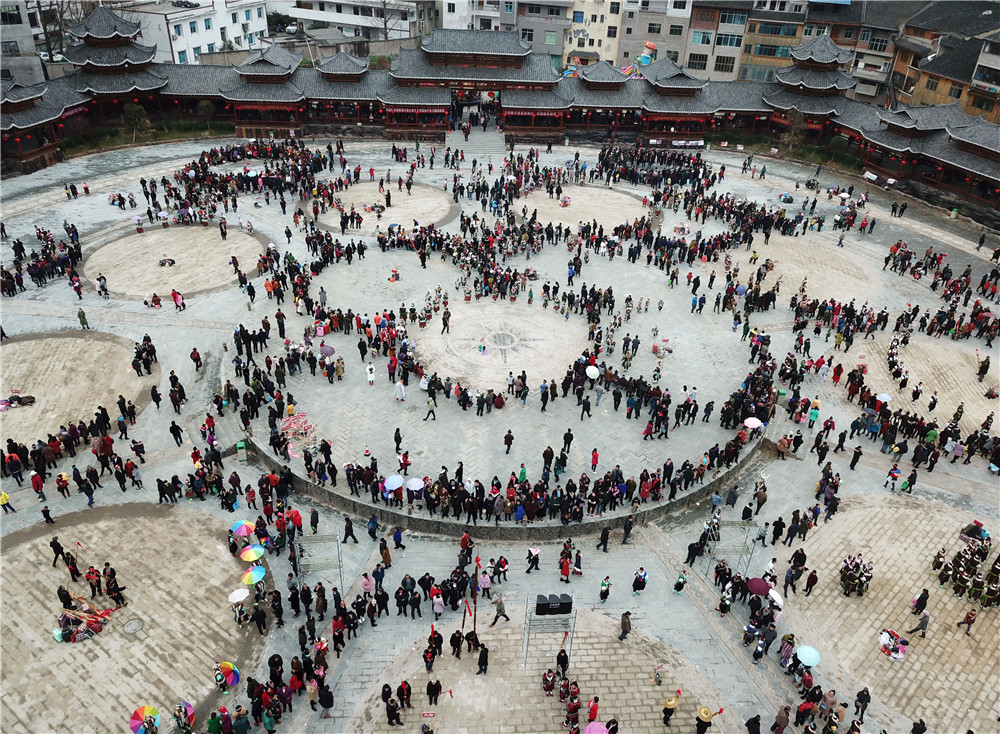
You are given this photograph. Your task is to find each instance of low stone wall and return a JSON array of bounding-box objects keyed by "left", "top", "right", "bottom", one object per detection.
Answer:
[{"left": 246, "top": 435, "right": 765, "bottom": 540}]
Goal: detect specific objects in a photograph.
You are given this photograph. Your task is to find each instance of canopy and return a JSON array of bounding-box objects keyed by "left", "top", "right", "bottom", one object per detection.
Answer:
[{"left": 795, "top": 644, "right": 820, "bottom": 667}]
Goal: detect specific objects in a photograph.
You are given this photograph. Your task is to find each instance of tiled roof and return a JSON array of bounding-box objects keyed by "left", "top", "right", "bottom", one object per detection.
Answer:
[
  {"left": 701, "top": 80, "right": 776, "bottom": 112},
  {"left": 391, "top": 47, "right": 559, "bottom": 84},
  {"left": 904, "top": 0, "right": 1000, "bottom": 35},
  {"left": 315, "top": 52, "right": 368, "bottom": 76},
  {"left": 919, "top": 37, "right": 983, "bottom": 83},
  {"left": 946, "top": 115, "right": 1000, "bottom": 150},
  {"left": 73, "top": 69, "right": 167, "bottom": 95},
  {"left": 641, "top": 92, "right": 718, "bottom": 115},
  {"left": 560, "top": 76, "right": 647, "bottom": 108},
  {"left": 877, "top": 102, "right": 972, "bottom": 130},
  {"left": 377, "top": 85, "right": 451, "bottom": 106},
  {"left": 1, "top": 76, "right": 89, "bottom": 132},
  {"left": 221, "top": 81, "right": 305, "bottom": 103},
  {"left": 762, "top": 88, "right": 847, "bottom": 115},
  {"left": 640, "top": 57, "right": 708, "bottom": 89},
  {"left": 156, "top": 63, "right": 240, "bottom": 96},
  {"left": 579, "top": 61, "right": 627, "bottom": 84},
  {"left": 858, "top": 1, "right": 930, "bottom": 32},
  {"left": 237, "top": 45, "right": 303, "bottom": 77},
  {"left": 421, "top": 29, "right": 530, "bottom": 56},
  {"left": 1, "top": 79, "right": 45, "bottom": 104},
  {"left": 68, "top": 6, "right": 141, "bottom": 40},
  {"left": 789, "top": 34, "right": 853, "bottom": 65},
  {"left": 294, "top": 68, "right": 389, "bottom": 101},
  {"left": 775, "top": 66, "right": 856, "bottom": 90},
  {"left": 63, "top": 42, "right": 157, "bottom": 68},
  {"left": 502, "top": 86, "right": 574, "bottom": 110}
]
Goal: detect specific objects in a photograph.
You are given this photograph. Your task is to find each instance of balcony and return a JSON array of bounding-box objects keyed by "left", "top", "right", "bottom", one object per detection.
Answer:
[
  {"left": 971, "top": 78, "right": 1000, "bottom": 96},
  {"left": 853, "top": 64, "right": 887, "bottom": 82}
]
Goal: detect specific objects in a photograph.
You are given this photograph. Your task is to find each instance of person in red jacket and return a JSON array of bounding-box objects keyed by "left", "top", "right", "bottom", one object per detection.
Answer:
[
  {"left": 31, "top": 470, "right": 46, "bottom": 501},
  {"left": 587, "top": 697, "right": 600, "bottom": 722}
]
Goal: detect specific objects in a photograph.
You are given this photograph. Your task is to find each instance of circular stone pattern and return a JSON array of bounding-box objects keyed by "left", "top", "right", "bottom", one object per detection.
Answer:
[
  {"left": 83, "top": 224, "right": 260, "bottom": 300},
  {"left": 518, "top": 185, "right": 648, "bottom": 228},
  {"left": 0, "top": 333, "right": 153, "bottom": 442},
  {"left": 318, "top": 181, "right": 456, "bottom": 236},
  {"left": 417, "top": 299, "right": 590, "bottom": 390},
  {"left": 0, "top": 505, "right": 258, "bottom": 734}
]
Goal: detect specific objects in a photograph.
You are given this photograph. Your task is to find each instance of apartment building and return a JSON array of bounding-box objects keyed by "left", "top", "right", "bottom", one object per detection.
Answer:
[
  {"left": 289, "top": 0, "right": 438, "bottom": 41},
  {"left": 681, "top": 0, "right": 750, "bottom": 81},
  {"left": 0, "top": 0, "right": 45, "bottom": 83},
  {"left": 562, "top": 0, "right": 622, "bottom": 66},
  {"left": 129, "top": 0, "right": 268, "bottom": 64},
  {"left": 617, "top": 0, "right": 693, "bottom": 67}
]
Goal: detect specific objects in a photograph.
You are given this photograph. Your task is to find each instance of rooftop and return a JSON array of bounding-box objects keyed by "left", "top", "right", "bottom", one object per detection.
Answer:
[
  {"left": 775, "top": 65, "right": 857, "bottom": 90},
  {"left": 904, "top": 1, "right": 1000, "bottom": 37},
  {"left": 63, "top": 42, "right": 158, "bottom": 68},
  {"left": 237, "top": 44, "right": 303, "bottom": 77},
  {"left": 919, "top": 36, "right": 984, "bottom": 83},
  {"left": 315, "top": 52, "right": 369, "bottom": 76},
  {"left": 578, "top": 61, "right": 628, "bottom": 84},
  {"left": 789, "top": 33, "right": 853, "bottom": 65},
  {"left": 877, "top": 101, "right": 974, "bottom": 130},
  {"left": 421, "top": 29, "right": 531, "bottom": 56},
  {"left": 391, "top": 47, "right": 558, "bottom": 84},
  {"left": 67, "top": 6, "right": 141, "bottom": 40},
  {"left": 641, "top": 57, "right": 709, "bottom": 89}
]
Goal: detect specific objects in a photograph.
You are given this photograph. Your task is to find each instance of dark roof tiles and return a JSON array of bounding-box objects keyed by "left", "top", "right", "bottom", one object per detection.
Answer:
[
  {"left": 421, "top": 29, "right": 530, "bottom": 56},
  {"left": 67, "top": 6, "right": 141, "bottom": 40}
]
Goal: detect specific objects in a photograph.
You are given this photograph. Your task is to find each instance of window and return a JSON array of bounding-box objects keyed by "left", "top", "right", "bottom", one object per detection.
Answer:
[
  {"left": 738, "top": 63, "right": 776, "bottom": 81},
  {"left": 446, "top": 2, "right": 454, "bottom": 10},
  {"left": 747, "top": 22, "right": 755, "bottom": 32},
  {"left": 949, "top": 83, "right": 963, "bottom": 99},
  {"left": 504, "top": 1, "right": 512, "bottom": 10},
  {"left": 627, "top": 12, "right": 633, "bottom": 19},
  {"left": 672, "top": 0, "right": 686, "bottom": 8},
  {"left": 647, "top": 22, "right": 661, "bottom": 34},
  {"left": 625, "top": 26, "right": 632, "bottom": 33},
  {"left": 521, "top": 27, "right": 533, "bottom": 41},
  {"left": 666, "top": 50, "right": 678, "bottom": 62},
  {"left": 802, "top": 25, "right": 826, "bottom": 37},
  {"left": 753, "top": 44, "right": 790, "bottom": 57},
  {"left": 859, "top": 29, "right": 870, "bottom": 42},
  {"left": 0, "top": 4, "right": 22, "bottom": 24},
  {"left": 193, "top": 45, "right": 201, "bottom": 59},
  {"left": 232, "top": 12, "right": 238, "bottom": 24},
  {"left": 547, "top": 7, "right": 561, "bottom": 16},
  {"left": 207, "top": 42, "right": 215, "bottom": 52},
  {"left": 591, "top": 14, "right": 597, "bottom": 22},
  {"left": 607, "top": 25, "right": 617, "bottom": 37},
  {"left": 588, "top": 38, "right": 595, "bottom": 46},
  {"left": 177, "top": 50, "right": 188, "bottom": 63},
  {"left": 714, "top": 55, "right": 735, "bottom": 73},
  {"left": 480, "top": 18, "right": 492, "bottom": 29},
  {"left": 577, "top": 37, "right": 585, "bottom": 47},
  {"left": 245, "top": 9, "right": 252, "bottom": 20},
  {"left": 924, "top": 77, "right": 938, "bottom": 92},
  {"left": 189, "top": 20, "right": 197, "bottom": 33},
  {"left": 691, "top": 31, "right": 712, "bottom": 45},
  {"left": 971, "top": 95, "right": 995, "bottom": 111},
  {"left": 1, "top": 40, "right": 19, "bottom": 54},
  {"left": 247, "top": 33, "right": 253, "bottom": 44},
  {"left": 716, "top": 33, "right": 741, "bottom": 47},
  {"left": 526, "top": 4, "right": 540, "bottom": 13},
  {"left": 573, "top": 10, "right": 584, "bottom": 22},
  {"left": 792, "top": 3, "right": 803, "bottom": 11},
  {"left": 687, "top": 52, "right": 708, "bottom": 69},
  {"left": 869, "top": 37, "right": 887, "bottom": 53},
  {"left": 201, "top": 18, "right": 210, "bottom": 31},
  {"left": 173, "top": 23, "right": 182, "bottom": 36},
  {"left": 610, "top": 1, "right": 620, "bottom": 12},
  {"left": 841, "top": 28, "right": 853, "bottom": 39},
  {"left": 757, "top": 22, "right": 798, "bottom": 36},
  {"left": 669, "top": 24, "right": 682, "bottom": 35},
  {"left": 695, "top": 10, "right": 714, "bottom": 22},
  {"left": 258, "top": 7, "right": 263, "bottom": 18},
  {"left": 545, "top": 29, "right": 557, "bottom": 44},
  {"left": 719, "top": 11, "right": 747, "bottom": 25}
]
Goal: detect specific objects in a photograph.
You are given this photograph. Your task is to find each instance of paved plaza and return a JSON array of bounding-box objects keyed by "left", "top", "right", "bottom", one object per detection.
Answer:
[{"left": 1, "top": 136, "right": 998, "bottom": 734}]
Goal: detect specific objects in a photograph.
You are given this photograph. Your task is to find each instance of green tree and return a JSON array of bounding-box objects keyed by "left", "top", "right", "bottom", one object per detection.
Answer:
[
  {"left": 197, "top": 99, "right": 216, "bottom": 133},
  {"left": 121, "top": 103, "right": 149, "bottom": 144}
]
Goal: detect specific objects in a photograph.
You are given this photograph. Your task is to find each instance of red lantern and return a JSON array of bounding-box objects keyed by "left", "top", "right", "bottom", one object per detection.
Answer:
[
  {"left": 936, "top": 167, "right": 942, "bottom": 171},
  {"left": 113, "top": 99, "right": 118, "bottom": 103},
  {"left": 174, "top": 100, "right": 179, "bottom": 104},
  {"left": 14, "top": 137, "right": 20, "bottom": 142},
  {"left": 58, "top": 123, "right": 63, "bottom": 128},
  {"left": 133, "top": 98, "right": 138, "bottom": 102},
  {"left": 26, "top": 134, "right": 31, "bottom": 139},
  {"left": 965, "top": 177, "right": 971, "bottom": 182}
]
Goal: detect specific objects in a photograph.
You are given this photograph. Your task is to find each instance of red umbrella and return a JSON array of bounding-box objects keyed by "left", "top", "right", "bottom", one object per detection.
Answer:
[{"left": 747, "top": 578, "right": 770, "bottom": 596}]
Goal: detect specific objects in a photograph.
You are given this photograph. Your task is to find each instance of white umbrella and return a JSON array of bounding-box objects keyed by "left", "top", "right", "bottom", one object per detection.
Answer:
[
  {"left": 131, "top": 215, "right": 143, "bottom": 223},
  {"left": 876, "top": 393, "right": 892, "bottom": 402},
  {"left": 768, "top": 588, "right": 783, "bottom": 606},
  {"left": 384, "top": 474, "right": 405, "bottom": 491},
  {"left": 405, "top": 477, "right": 424, "bottom": 492},
  {"left": 585, "top": 365, "right": 600, "bottom": 379},
  {"left": 744, "top": 417, "right": 763, "bottom": 429},
  {"left": 228, "top": 588, "right": 250, "bottom": 603},
  {"left": 157, "top": 211, "right": 169, "bottom": 219}
]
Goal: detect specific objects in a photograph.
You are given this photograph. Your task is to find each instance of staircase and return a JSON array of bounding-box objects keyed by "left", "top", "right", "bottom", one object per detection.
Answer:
[{"left": 444, "top": 127, "right": 508, "bottom": 158}]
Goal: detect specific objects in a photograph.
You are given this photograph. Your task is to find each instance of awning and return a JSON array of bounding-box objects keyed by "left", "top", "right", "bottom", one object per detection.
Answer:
[{"left": 386, "top": 106, "right": 448, "bottom": 114}]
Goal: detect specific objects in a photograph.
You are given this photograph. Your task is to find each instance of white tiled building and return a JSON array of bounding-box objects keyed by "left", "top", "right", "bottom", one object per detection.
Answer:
[{"left": 129, "top": 0, "right": 269, "bottom": 64}]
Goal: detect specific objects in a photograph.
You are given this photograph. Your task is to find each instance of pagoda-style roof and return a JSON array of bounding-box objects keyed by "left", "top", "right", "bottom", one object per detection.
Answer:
[
  {"left": 63, "top": 42, "right": 157, "bottom": 68},
  {"left": 1, "top": 76, "right": 89, "bottom": 132},
  {"left": 236, "top": 45, "right": 303, "bottom": 77},
  {"left": 421, "top": 29, "right": 530, "bottom": 57},
  {"left": 775, "top": 65, "right": 856, "bottom": 91},
  {"left": 789, "top": 34, "right": 853, "bottom": 65},
  {"left": 947, "top": 115, "right": 1000, "bottom": 152},
  {"left": 391, "top": 47, "right": 558, "bottom": 85},
  {"left": 762, "top": 87, "right": 848, "bottom": 116},
  {"left": 503, "top": 87, "right": 574, "bottom": 110},
  {"left": 377, "top": 84, "right": 451, "bottom": 107},
  {"left": 295, "top": 68, "right": 389, "bottom": 102},
  {"left": 315, "top": 52, "right": 368, "bottom": 77},
  {"left": 221, "top": 80, "right": 305, "bottom": 103},
  {"left": 877, "top": 102, "right": 972, "bottom": 131},
  {"left": 578, "top": 61, "right": 627, "bottom": 85},
  {"left": 73, "top": 69, "right": 167, "bottom": 95},
  {"left": 68, "top": 6, "right": 141, "bottom": 40},
  {"left": 640, "top": 58, "right": 708, "bottom": 90}
]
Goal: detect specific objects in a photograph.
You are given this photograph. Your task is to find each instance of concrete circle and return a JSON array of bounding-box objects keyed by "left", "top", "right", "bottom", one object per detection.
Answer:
[
  {"left": 82, "top": 224, "right": 260, "bottom": 300},
  {"left": 317, "top": 181, "right": 458, "bottom": 236},
  {"left": 517, "top": 185, "right": 648, "bottom": 228},
  {"left": 0, "top": 332, "right": 155, "bottom": 442},
  {"left": 416, "top": 299, "right": 590, "bottom": 390},
  {"left": 0, "top": 504, "right": 265, "bottom": 734},
  {"left": 122, "top": 618, "right": 144, "bottom": 634}
]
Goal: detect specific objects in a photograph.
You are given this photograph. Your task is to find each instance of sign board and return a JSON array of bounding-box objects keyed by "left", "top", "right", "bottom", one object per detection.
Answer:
[
  {"left": 736, "top": 144, "right": 744, "bottom": 151},
  {"left": 422, "top": 712, "right": 435, "bottom": 718},
  {"left": 769, "top": 147, "right": 778, "bottom": 155}
]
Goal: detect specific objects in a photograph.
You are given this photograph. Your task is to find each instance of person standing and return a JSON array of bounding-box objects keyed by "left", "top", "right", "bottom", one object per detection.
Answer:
[
  {"left": 597, "top": 524, "right": 610, "bottom": 552},
  {"left": 50, "top": 536, "right": 66, "bottom": 567},
  {"left": 426, "top": 679, "right": 441, "bottom": 705},
  {"left": 957, "top": 609, "right": 977, "bottom": 635},
  {"left": 504, "top": 430, "right": 514, "bottom": 454},
  {"left": 618, "top": 610, "right": 631, "bottom": 641},
  {"left": 912, "top": 588, "right": 929, "bottom": 615},
  {"left": 853, "top": 688, "right": 870, "bottom": 724},
  {"left": 600, "top": 576, "right": 612, "bottom": 603},
  {"left": 476, "top": 644, "right": 489, "bottom": 674},
  {"left": 0, "top": 490, "right": 15, "bottom": 513}
]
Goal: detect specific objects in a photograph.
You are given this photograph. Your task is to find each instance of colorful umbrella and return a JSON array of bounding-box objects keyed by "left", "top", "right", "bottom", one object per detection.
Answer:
[
  {"left": 795, "top": 645, "right": 821, "bottom": 667},
  {"left": 180, "top": 700, "right": 195, "bottom": 727},
  {"left": 747, "top": 577, "right": 770, "bottom": 596},
  {"left": 384, "top": 474, "right": 405, "bottom": 491},
  {"left": 240, "top": 544, "right": 265, "bottom": 562},
  {"left": 228, "top": 588, "right": 250, "bottom": 603},
  {"left": 242, "top": 565, "right": 266, "bottom": 585},
  {"left": 232, "top": 520, "right": 255, "bottom": 537},
  {"left": 219, "top": 661, "right": 240, "bottom": 685},
  {"left": 129, "top": 706, "right": 160, "bottom": 734}
]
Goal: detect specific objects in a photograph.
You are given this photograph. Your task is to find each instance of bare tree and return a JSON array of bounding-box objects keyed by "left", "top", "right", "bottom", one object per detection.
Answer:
[
  {"left": 376, "top": 0, "right": 406, "bottom": 56},
  {"left": 780, "top": 109, "right": 807, "bottom": 155}
]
